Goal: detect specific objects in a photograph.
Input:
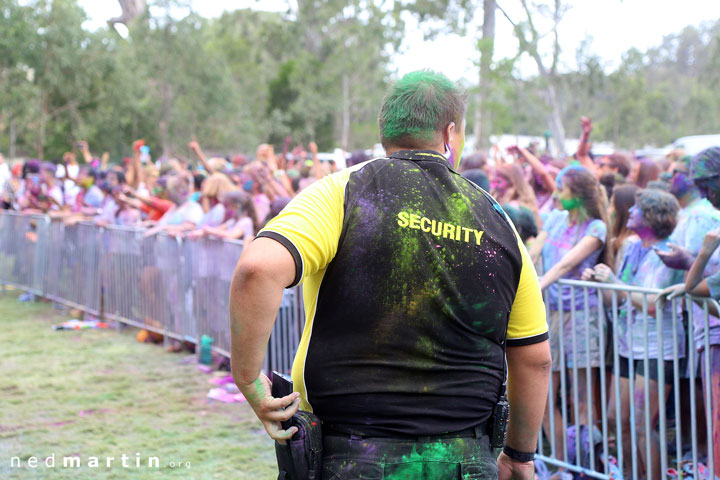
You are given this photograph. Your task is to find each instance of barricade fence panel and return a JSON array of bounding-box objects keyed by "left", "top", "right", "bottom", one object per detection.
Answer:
[
  {"left": 43, "top": 220, "right": 102, "bottom": 315},
  {"left": 184, "top": 236, "right": 246, "bottom": 356},
  {"left": 1, "top": 211, "right": 716, "bottom": 480},
  {"left": 0, "top": 212, "right": 304, "bottom": 375},
  {"left": 539, "top": 278, "right": 717, "bottom": 480},
  {"left": 0, "top": 212, "right": 48, "bottom": 294}
]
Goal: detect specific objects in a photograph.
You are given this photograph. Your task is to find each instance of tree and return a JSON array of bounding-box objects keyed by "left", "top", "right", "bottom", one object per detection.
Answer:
[
  {"left": 497, "top": 0, "right": 569, "bottom": 156},
  {"left": 107, "top": 0, "right": 146, "bottom": 30},
  {"left": 270, "top": 0, "right": 401, "bottom": 150},
  {"left": 4, "top": 0, "right": 720, "bottom": 160},
  {"left": 0, "top": 0, "right": 40, "bottom": 158},
  {"left": 397, "top": 0, "right": 496, "bottom": 149},
  {"left": 468, "top": 0, "right": 497, "bottom": 150}
]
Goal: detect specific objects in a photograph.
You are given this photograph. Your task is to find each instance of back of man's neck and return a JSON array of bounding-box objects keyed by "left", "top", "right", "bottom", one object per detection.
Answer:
[{"left": 385, "top": 145, "right": 443, "bottom": 156}]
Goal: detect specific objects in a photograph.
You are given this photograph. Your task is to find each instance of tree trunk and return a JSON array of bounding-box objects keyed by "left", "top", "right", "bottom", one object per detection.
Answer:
[
  {"left": 545, "top": 81, "right": 566, "bottom": 157},
  {"left": 160, "top": 80, "right": 173, "bottom": 157},
  {"left": 108, "top": 0, "right": 146, "bottom": 28},
  {"left": 341, "top": 74, "right": 351, "bottom": 151},
  {"left": 531, "top": 52, "right": 566, "bottom": 157},
  {"left": 474, "top": 0, "right": 496, "bottom": 151},
  {"left": 37, "top": 96, "right": 48, "bottom": 160},
  {"left": 9, "top": 119, "right": 16, "bottom": 159},
  {"left": 295, "top": 0, "right": 322, "bottom": 55}
]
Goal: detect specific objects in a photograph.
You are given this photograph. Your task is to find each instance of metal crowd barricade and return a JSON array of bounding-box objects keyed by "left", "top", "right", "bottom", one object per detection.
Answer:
[
  {"left": 266, "top": 286, "right": 304, "bottom": 374},
  {"left": 184, "top": 235, "right": 245, "bottom": 356},
  {"left": 0, "top": 211, "right": 305, "bottom": 375},
  {"left": 539, "top": 278, "right": 717, "bottom": 480},
  {"left": 5, "top": 210, "right": 717, "bottom": 479},
  {"left": 0, "top": 211, "right": 49, "bottom": 295},
  {"left": 44, "top": 220, "right": 102, "bottom": 314},
  {"left": 99, "top": 225, "right": 148, "bottom": 329}
]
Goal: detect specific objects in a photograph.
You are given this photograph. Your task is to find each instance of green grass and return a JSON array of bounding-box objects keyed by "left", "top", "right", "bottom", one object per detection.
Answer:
[{"left": 0, "top": 290, "right": 277, "bottom": 479}]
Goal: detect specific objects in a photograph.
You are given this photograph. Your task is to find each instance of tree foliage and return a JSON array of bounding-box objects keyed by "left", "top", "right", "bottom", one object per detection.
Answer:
[
  {"left": 1, "top": 0, "right": 719, "bottom": 160},
  {"left": 0, "top": 0, "right": 397, "bottom": 160}
]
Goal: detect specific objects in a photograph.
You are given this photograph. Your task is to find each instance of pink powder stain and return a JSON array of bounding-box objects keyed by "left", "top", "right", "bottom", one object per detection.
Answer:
[{"left": 52, "top": 420, "right": 76, "bottom": 427}]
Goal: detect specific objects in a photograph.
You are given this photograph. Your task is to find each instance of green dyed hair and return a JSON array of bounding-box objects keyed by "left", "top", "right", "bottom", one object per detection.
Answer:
[{"left": 378, "top": 70, "right": 467, "bottom": 150}]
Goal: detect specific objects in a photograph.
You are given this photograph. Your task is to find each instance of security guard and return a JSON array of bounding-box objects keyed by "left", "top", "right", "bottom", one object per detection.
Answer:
[{"left": 231, "top": 70, "right": 551, "bottom": 480}]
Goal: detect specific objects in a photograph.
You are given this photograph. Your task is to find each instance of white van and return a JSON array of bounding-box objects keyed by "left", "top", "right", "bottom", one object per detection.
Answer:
[{"left": 672, "top": 134, "right": 720, "bottom": 156}]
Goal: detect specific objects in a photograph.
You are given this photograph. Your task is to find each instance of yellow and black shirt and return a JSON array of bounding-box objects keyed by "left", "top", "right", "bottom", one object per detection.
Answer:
[{"left": 258, "top": 149, "right": 547, "bottom": 436}]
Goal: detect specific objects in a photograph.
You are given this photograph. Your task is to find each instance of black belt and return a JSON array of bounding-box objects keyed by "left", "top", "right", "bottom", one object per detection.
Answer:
[{"left": 322, "top": 422, "right": 489, "bottom": 443}]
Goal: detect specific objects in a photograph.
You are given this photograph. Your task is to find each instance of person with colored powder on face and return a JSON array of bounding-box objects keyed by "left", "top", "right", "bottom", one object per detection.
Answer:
[
  {"left": 656, "top": 154, "right": 720, "bottom": 271},
  {"left": 583, "top": 188, "right": 683, "bottom": 480},
  {"left": 529, "top": 165, "right": 612, "bottom": 462},
  {"left": 656, "top": 153, "right": 720, "bottom": 412},
  {"left": 229, "top": 70, "right": 550, "bottom": 480},
  {"left": 660, "top": 146, "right": 720, "bottom": 472}
]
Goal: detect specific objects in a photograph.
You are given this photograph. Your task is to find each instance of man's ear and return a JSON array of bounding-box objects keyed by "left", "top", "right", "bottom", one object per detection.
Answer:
[{"left": 445, "top": 122, "right": 456, "bottom": 146}]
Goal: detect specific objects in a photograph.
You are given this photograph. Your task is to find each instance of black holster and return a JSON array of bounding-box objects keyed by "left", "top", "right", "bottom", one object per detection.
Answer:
[{"left": 275, "top": 410, "right": 323, "bottom": 480}]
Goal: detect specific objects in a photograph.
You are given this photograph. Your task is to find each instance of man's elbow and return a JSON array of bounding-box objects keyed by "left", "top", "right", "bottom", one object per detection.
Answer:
[
  {"left": 232, "top": 257, "right": 268, "bottom": 288},
  {"left": 508, "top": 340, "right": 552, "bottom": 373},
  {"left": 531, "top": 348, "right": 552, "bottom": 373},
  {"left": 540, "top": 355, "right": 552, "bottom": 373}
]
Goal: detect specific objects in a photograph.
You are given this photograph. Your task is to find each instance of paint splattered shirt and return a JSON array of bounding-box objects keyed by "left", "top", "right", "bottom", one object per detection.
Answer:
[
  {"left": 669, "top": 198, "right": 720, "bottom": 257},
  {"left": 616, "top": 238, "right": 686, "bottom": 360},
  {"left": 698, "top": 268, "right": 720, "bottom": 347},
  {"left": 259, "top": 150, "right": 548, "bottom": 436},
  {"left": 668, "top": 197, "right": 720, "bottom": 348},
  {"left": 541, "top": 209, "right": 607, "bottom": 311}
]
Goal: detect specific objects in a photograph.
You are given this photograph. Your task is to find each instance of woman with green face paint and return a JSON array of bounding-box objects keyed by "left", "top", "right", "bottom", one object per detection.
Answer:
[
  {"left": 529, "top": 166, "right": 612, "bottom": 462},
  {"left": 558, "top": 195, "right": 582, "bottom": 211}
]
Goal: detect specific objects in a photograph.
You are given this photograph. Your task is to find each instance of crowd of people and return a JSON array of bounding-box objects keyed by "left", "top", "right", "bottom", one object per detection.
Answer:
[
  {"left": 463, "top": 119, "right": 720, "bottom": 478},
  {"left": 1, "top": 117, "right": 719, "bottom": 478},
  {"left": 0, "top": 137, "right": 349, "bottom": 239}
]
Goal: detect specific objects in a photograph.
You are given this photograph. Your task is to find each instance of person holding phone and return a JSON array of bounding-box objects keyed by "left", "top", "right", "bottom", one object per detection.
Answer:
[{"left": 230, "top": 70, "right": 550, "bottom": 480}]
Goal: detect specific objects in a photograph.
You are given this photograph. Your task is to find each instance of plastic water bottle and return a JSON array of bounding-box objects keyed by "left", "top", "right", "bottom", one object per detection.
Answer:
[{"left": 200, "top": 335, "right": 213, "bottom": 365}]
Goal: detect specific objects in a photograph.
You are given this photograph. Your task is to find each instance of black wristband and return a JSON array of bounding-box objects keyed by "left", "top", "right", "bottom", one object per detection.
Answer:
[{"left": 503, "top": 445, "right": 535, "bottom": 463}]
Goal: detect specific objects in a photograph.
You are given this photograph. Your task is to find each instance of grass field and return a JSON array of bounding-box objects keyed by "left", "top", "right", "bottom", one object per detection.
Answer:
[{"left": 0, "top": 290, "right": 277, "bottom": 479}]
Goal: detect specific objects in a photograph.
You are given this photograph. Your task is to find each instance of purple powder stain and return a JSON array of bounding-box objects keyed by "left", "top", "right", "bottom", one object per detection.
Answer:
[
  {"left": 78, "top": 408, "right": 110, "bottom": 417},
  {"left": 633, "top": 389, "right": 645, "bottom": 406}
]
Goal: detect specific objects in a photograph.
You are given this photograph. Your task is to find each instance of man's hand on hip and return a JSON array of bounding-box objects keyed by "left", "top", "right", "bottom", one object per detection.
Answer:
[
  {"left": 239, "top": 373, "right": 301, "bottom": 443},
  {"left": 497, "top": 452, "right": 534, "bottom": 480}
]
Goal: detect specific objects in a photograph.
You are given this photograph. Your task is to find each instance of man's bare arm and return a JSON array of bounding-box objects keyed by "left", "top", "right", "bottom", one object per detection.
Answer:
[
  {"left": 505, "top": 340, "right": 551, "bottom": 451},
  {"left": 230, "top": 237, "right": 295, "bottom": 382},
  {"left": 229, "top": 237, "right": 300, "bottom": 441}
]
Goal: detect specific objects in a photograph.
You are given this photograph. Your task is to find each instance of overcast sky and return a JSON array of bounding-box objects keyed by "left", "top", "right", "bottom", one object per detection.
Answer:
[{"left": 78, "top": 0, "right": 720, "bottom": 82}]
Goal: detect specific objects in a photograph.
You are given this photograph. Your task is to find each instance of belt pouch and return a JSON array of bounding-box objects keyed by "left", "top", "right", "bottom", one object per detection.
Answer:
[{"left": 275, "top": 410, "right": 323, "bottom": 480}]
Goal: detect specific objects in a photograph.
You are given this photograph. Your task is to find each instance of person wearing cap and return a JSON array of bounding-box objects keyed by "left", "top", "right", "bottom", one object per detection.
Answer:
[{"left": 230, "top": 70, "right": 550, "bottom": 479}]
